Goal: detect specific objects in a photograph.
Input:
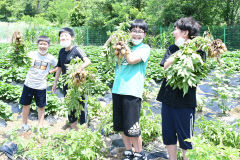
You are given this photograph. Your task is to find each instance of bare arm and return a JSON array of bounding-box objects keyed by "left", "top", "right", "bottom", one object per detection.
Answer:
[
  {"left": 123, "top": 44, "right": 143, "bottom": 64},
  {"left": 124, "top": 53, "right": 142, "bottom": 64},
  {"left": 52, "top": 67, "right": 62, "bottom": 93},
  {"left": 103, "top": 36, "right": 113, "bottom": 48},
  {"left": 82, "top": 57, "right": 91, "bottom": 69},
  {"left": 77, "top": 57, "right": 91, "bottom": 72},
  {"left": 164, "top": 57, "right": 174, "bottom": 70},
  {"left": 49, "top": 66, "right": 58, "bottom": 74}
]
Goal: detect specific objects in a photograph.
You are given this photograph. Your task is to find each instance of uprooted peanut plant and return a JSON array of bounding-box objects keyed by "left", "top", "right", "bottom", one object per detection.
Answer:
[
  {"left": 165, "top": 32, "right": 228, "bottom": 95},
  {"left": 64, "top": 57, "right": 99, "bottom": 119}
]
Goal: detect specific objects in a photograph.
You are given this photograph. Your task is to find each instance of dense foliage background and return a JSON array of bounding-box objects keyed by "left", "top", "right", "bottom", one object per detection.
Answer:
[{"left": 0, "top": 0, "right": 239, "bottom": 28}]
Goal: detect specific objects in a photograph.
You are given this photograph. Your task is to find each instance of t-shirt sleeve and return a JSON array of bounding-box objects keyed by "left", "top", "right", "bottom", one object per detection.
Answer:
[
  {"left": 57, "top": 52, "right": 61, "bottom": 67},
  {"left": 160, "top": 45, "right": 179, "bottom": 67},
  {"left": 50, "top": 55, "right": 58, "bottom": 67},
  {"left": 27, "top": 51, "right": 33, "bottom": 58},
  {"left": 75, "top": 47, "right": 87, "bottom": 60},
  {"left": 138, "top": 45, "right": 150, "bottom": 63}
]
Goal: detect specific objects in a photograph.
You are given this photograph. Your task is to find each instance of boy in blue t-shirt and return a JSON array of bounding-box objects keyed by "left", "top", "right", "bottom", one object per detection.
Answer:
[{"left": 112, "top": 19, "right": 150, "bottom": 160}]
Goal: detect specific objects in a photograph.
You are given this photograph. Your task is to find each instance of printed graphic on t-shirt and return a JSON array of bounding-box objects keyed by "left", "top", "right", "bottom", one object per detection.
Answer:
[{"left": 33, "top": 60, "right": 48, "bottom": 70}]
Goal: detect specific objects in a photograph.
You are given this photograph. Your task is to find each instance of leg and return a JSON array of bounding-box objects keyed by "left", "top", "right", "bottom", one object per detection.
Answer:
[
  {"left": 121, "top": 132, "right": 132, "bottom": 150},
  {"left": 130, "top": 135, "right": 142, "bottom": 152},
  {"left": 38, "top": 107, "right": 45, "bottom": 128},
  {"left": 166, "top": 145, "right": 177, "bottom": 160},
  {"left": 182, "top": 149, "right": 188, "bottom": 160},
  {"left": 35, "top": 88, "right": 47, "bottom": 128},
  {"left": 70, "top": 120, "right": 79, "bottom": 130},
  {"left": 174, "top": 108, "right": 195, "bottom": 158},
  {"left": 68, "top": 109, "right": 79, "bottom": 130},
  {"left": 20, "top": 85, "right": 33, "bottom": 126},
  {"left": 122, "top": 95, "right": 146, "bottom": 159},
  {"left": 22, "top": 105, "right": 30, "bottom": 125},
  {"left": 79, "top": 96, "right": 88, "bottom": 128},
  {"left": 161, "top": 104, "right": 178, "bottom": 160}
]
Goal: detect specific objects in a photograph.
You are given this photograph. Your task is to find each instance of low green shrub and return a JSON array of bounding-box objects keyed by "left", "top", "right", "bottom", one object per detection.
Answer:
[
  {"left": 9, "top": 127, "right": 107, "bottom": 160},
  {"left": 196, "top": 117, "right": 240, "bottom": 149},
  {"left": 0, "top": 100, "right": 13, "bottom": 120},
  {"left": 186, "top": 134, "right": 240, "bottom": 160}
]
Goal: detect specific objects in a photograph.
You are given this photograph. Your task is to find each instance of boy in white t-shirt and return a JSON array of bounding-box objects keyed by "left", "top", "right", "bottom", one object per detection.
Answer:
[{"left": 19, "top": 36, "right": 58, "bottom": 132}]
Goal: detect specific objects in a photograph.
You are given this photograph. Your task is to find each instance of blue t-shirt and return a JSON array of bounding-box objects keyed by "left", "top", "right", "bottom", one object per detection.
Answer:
[{"left": 112, "top": 43, "right": 150, "bottom": 99}]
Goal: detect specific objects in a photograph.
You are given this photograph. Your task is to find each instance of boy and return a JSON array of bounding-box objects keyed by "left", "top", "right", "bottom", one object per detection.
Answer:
[
  {"left": 52, "top": 27, "right": 91, "bottom": 130},
  {"left": 112, "top": 19, "right": 150, "bottom": 160},
  {"left": 156, "top": 17, "right": 204, "bottom": 160},
  {"left": 19, "top": 35, "right": 58, "bottom": 132}
]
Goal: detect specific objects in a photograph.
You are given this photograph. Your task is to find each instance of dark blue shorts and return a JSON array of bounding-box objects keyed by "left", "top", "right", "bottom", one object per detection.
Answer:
[
  {"left": 19, "top": 85, "right": 46, "bottom": 108},
  {"left": 161, "top": 103, "right": 195, "bottom": 150}
]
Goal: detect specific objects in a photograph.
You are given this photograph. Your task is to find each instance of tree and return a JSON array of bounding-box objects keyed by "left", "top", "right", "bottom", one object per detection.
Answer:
[
  {"left": 221, "top": 0, "right": 240, "bottom": 25},
  {"left": 24, "top": 0, "right": 37, "bottom": 17},
  {"left": 70, "top": 1, "right": 89, "bottom": 26},
  {"left": 45, "top": 0, "right": 75, "bottom": 25},
  {"left": 0, "top": 0, "right": 13, "bottom": 21}
]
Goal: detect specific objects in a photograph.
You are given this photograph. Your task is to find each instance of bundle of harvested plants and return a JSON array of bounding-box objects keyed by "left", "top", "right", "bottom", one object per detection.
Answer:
[
  {"left": 165, "top": 33, "right": 228, "bottom": 96},
  {"left": 64, "top": 57, "right": 98, "bottom": 119},
  {"left": 102, "top": 21, "right": 131, "bottom": 66}
]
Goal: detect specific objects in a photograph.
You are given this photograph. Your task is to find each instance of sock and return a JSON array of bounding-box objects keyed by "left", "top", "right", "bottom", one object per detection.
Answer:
[{"left": 22, "top": 123, "right": 28, "bottom": 129}]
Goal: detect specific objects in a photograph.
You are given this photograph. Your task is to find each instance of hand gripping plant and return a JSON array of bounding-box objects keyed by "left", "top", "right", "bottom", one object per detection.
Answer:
[
  {"left": 102, "top": 21, "right": 131, "bottom": 67},
  {"left": 165, "top": 32, "right": 228, "bottom": 96},
  {"left": 64, "top": 57, "right": 98, "bottom": 119}
]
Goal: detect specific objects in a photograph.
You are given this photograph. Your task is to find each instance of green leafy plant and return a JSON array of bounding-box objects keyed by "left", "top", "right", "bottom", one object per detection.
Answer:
[
  {"left": 8, "top": 126, "right": 107, "bottom": 160},
  {"left": 186, "top": 135, "right": 240, "bottom": 160},
  {"left": 196, "top": 95, "right": 206, "bottom": 112},
  {"left": 6, "top": 31, "right": 30, "bottom": 67},
  {"left": 0, "top": 100, "right": 13, "bottom": 120},
  {"left": 0, "top": 82, "right": 22, "bottom": 103},
  {"left": 64, "top": 57, "right": 100, "bottom": 120},
  {"left": 165, "top": 35, "right": 227, "bottom": 95},
  {"left": 140, "top": 102, "right": 162, "bottom": 145},
  {"left": 196, "top": 117, "right": 240, "bottom": 148}
]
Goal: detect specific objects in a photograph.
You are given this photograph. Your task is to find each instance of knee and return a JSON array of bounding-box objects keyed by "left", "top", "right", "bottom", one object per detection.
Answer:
[{"left": 38, "top": 107, "right": 45, "bottom": 111}]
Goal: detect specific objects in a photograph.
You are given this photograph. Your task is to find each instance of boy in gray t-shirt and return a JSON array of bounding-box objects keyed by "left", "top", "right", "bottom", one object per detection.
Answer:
[{"left": 19, "top": 36, "right": 57, "bottom": 132}]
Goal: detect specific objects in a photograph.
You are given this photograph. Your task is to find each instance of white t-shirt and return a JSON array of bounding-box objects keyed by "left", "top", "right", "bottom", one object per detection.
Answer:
[{"left": 24, "top": 51, "right": 57, "bottom": 90}]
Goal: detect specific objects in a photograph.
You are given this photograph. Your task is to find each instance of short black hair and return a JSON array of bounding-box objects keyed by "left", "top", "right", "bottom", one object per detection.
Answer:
[
  {"left": 174, "top": 17, "right": 201, "bottom": 39},
  {"left": 59, "top": 27, "right": 75, "bottom": 37},
  {"left": 129, "top": 19, "right": 148, "bottom": 33},
  {"left": 37, "top": 35, "right": 50, "bottom": 44}
]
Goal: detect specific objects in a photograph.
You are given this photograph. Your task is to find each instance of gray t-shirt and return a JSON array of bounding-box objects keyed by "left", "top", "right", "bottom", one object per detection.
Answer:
[{"left": 24, "top": 51, "right": 57, "bottom": 90}]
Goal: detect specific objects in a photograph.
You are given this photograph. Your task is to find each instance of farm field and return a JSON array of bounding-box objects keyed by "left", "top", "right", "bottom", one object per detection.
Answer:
[{"left": 0, "top": 42, "right": 240, "bottom": 160}]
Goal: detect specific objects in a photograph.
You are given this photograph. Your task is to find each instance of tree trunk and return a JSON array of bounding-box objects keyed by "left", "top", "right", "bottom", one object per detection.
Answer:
[{"left": 37, "top": 0, "right": 40, "bottom": 13}]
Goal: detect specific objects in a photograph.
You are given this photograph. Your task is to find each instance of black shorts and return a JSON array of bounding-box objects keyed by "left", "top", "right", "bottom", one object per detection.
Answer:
[
  {"left": 112, "top": 93, "right": 142, "bottom": 137},
  {"left": 64, "top": 85, "right": 88, "bottom": 124},
  {"left": 19, "top": 85, "right": 46, "bottom": 108}
]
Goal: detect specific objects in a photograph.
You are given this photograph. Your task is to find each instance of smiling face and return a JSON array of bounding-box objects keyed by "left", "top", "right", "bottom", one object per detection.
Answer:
[
  {"left": 38, "top": 41, "right": 49, "bottom": 55},
  {"left": 130, "top": 27, "right": 146, "bottom": 46},
  {"left": 130, "top": 27, "right": 146, "bottom": 40}
]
